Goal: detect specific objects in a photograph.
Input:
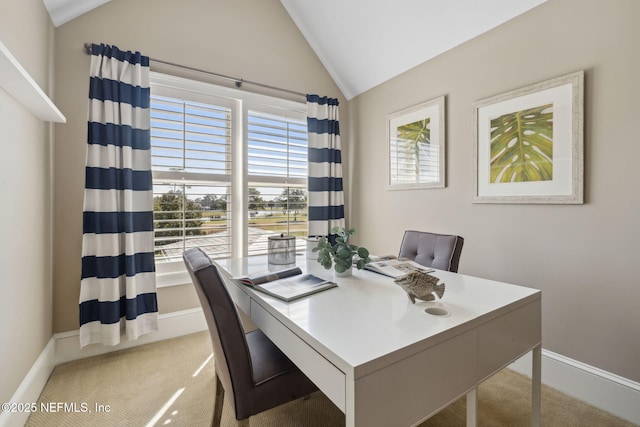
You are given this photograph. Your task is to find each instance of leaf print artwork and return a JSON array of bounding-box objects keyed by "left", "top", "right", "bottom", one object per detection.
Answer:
[
  {"left": 398, "top": 118, "right": 431, "bottom": 166},
  {"left": 395, "top": 118, "right": 432, "bottom": 182},
  {"left": 398, "top": 118, "right": 430, "bottom": 154},
  {"left": 490, "top": 104, "right": 553, "bottom": 183}
]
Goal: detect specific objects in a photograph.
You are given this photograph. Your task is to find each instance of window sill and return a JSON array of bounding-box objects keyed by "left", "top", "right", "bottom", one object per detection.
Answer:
[{"left": 156, "top": 270, "right": 192, "bottom": 288}]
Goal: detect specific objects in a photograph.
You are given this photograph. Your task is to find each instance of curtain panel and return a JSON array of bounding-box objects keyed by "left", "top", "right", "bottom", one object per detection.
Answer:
[
  {"left": 79, "top": 43, "right": 158, "bottom": 347},
  {"left": 306, "top": 95, "right": 346, "bottom": 242}
]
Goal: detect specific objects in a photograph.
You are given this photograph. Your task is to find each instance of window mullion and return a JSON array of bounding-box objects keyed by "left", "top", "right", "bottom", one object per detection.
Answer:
[
  {"left": 181, "top": 183, "right": 186, "bottom": 254},
  {"left": 285, "top": 186, "right": 290, "bottom": 236},
  {"left": 231, "top": 99, "right": 246, "bottom": 258},
  {"left": 182, "top": 101, "right": 186, "bottom": 171}
]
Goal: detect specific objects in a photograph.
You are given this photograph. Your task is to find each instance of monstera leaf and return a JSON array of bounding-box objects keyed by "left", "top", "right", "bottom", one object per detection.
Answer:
[
  {"left": 490, "top": 104, "right": 553, "bottom": 183},
  {"left": 397, "top": 119, "right": 431, "bottom": 156},
  {"left": 396, "top": 118, "right": 431, "bottom": 179}
]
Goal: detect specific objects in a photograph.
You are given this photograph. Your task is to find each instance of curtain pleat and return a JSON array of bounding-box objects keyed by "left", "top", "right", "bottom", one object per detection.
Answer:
[
  {"left": 79, "top": 43, "right": 158, "bottom": 348},
  {"left": 306, "top": 95, "right": 345, "bottom": 242}
]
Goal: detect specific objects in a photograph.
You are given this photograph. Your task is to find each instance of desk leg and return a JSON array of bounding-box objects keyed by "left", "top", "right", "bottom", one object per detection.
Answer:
[
  {"left": 345, "top": 379, "right": 355, "bottom": 427},
  {"left": 466, "top": 388, "right": 477, "bottom": 427},
  {"left": 532, "top": 344, "right": 541, "bottom": 427}
]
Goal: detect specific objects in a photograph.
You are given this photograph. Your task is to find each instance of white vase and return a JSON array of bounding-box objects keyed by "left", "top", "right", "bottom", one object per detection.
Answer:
[
  {"left": 334, "top": 266, "right": 353, "bottom": 277},
  {"left": 306, "top": 237, "right": 321, "bottom": 259}
]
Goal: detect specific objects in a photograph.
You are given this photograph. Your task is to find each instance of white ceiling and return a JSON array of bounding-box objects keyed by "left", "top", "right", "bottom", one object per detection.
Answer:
[
  {"left": 43, "top": 0, "right": 111, "bottom": 27},
  {"left": 280, "top": 0, "right": 548, "bottom": 99},
  {"left": 44, "top": 0, "right": 547, "bottom": 100}
]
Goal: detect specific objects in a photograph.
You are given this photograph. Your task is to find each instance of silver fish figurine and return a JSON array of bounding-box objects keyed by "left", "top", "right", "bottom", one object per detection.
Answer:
[{"left": 394, "top": 271, "right": 445, "bottom": 303}]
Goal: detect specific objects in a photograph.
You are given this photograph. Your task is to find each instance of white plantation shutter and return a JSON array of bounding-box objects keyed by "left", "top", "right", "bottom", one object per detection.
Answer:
[
  {"left": 248, "top": 111, "right": 308, "bottom": 178},
  {"left": 151, "top": 96, "right": 231, "bottom": 174}
]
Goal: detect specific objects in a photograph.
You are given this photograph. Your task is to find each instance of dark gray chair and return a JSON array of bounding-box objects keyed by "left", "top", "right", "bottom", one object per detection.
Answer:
[
  {"left": 398, "top": 230, "right": 464, "bottom": 272},
  {"left": 183, "top": 247, "right": 318, "bottom": 427}
]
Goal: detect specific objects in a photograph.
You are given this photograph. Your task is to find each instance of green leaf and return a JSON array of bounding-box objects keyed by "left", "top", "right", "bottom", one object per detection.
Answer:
[
  {"left": 398, "top": 119, "right": 431, "bottom": 148},
  {"left": 336, "top": 247, "right": 352, "bottom": 260},
  {"left": 490, "top": 104, "right": 553, "bottom": 183},
  {"left": 320, "top": 256, "right": 332, "bottom": 269},
  {"left": 357, "top": 247, "right": 369, "bottom": 258}
]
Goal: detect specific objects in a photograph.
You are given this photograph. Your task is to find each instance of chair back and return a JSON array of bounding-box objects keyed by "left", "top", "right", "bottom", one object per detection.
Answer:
[
  {"left": 183, "top": 247, "right": 253, "bottom": 416},
  {"left": 399, "top": 230, "right": 464, "bottom": 272}
]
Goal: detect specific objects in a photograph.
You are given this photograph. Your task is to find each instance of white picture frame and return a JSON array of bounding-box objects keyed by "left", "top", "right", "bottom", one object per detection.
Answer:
[{"left": 472, "top": 71, "right": 584, "bottom": 204}]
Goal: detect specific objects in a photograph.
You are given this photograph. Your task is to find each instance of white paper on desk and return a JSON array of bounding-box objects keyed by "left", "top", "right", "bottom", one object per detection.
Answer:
[{"left": 365, "top": 259, "right": 434, "bottom": 278}]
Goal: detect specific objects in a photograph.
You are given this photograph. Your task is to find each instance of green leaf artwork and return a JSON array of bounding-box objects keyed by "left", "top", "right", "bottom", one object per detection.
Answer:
[
  {"left": 490, "top": 104, "right": 553, "bottom": 183},
  {"left": 397, "top": 118, "right": 431, "bottom": 156},
  {"left": 396, "top": 118, "right": 431, "bottom": 180}
]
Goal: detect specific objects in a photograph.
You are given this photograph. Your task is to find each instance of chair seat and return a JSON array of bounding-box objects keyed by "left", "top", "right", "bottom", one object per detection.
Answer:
[
  {"left": 245, "top": 329, "right": 318, "bottom": 417},
  {"left": 246, "top": 329, "right": 297, "bottom": 385}
]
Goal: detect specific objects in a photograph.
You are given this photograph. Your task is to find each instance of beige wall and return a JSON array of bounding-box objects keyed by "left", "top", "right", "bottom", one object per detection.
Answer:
[
  {"left": 349, "top": 0, "right": 640, "bottom": 382},
  {"left": 52, "top": 0, "right": 345, "bottom": 333},
  {"left": 0, "top": 0, "right": 54, "bottom": 403}
]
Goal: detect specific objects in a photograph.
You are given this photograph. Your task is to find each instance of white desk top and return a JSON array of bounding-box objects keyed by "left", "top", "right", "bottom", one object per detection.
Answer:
[{"left": 215, "top": 255, "right": 540, "bottom": 380}]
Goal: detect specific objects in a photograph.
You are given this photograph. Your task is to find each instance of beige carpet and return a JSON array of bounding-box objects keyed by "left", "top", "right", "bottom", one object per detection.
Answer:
[{"left": 26, "top": 332, "right": 634, "bottom": 427}]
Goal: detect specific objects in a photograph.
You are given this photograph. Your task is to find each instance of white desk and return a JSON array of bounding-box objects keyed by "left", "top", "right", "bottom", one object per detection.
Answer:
[{"left": 215, "top": 255, "right": 541, "bottom": 427}]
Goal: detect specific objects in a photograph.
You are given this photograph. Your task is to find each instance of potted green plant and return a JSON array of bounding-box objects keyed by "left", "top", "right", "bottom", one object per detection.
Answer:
[{"left": 313, "top": 226, "right": 372, "bottom": 276}]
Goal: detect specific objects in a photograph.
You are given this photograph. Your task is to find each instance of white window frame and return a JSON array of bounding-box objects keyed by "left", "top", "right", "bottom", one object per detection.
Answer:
[{"left": 150, "top": 72, "right": 307, "bottom": 280}]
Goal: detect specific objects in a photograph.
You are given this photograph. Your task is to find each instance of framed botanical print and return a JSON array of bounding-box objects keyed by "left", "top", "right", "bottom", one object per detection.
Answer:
[
  {"left": 472, "top": 71, "right": 584, "bottom": 204},
  {"left": 387, "top": 96, "right": 445, "bottom": 190}
]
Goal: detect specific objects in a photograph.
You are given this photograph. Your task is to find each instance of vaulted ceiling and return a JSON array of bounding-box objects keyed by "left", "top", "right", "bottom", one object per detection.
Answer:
[{"left": 43, "top": 0, "right": 547, "bottom": 100}]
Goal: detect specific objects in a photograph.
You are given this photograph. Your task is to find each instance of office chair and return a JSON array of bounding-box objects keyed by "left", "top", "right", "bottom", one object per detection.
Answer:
[
  {"left": 183, "top": 247, "right": 318, "bottom": 427},
  {"left": 398, "top": 230, "right": 464, "bottom": 272}
]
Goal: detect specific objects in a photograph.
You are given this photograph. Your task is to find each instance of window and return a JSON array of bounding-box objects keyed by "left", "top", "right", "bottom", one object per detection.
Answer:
[{"left": 150, "top": 73, "right": 308, "bottom": 264}]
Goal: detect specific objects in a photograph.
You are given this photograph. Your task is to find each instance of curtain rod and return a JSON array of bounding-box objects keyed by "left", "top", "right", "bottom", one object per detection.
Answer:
[{"left": 83, "top": 43, "right": 306, "bottom": 99}]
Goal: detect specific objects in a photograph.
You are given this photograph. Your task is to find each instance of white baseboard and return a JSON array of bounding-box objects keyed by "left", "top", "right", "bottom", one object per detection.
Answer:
[
  {"left": 3, "top": 310, "right": 638, "bottom": 427},
  {"left": 0, "top": 337, "right": 56, "bottom": 427},
  {"left": 55, "top": 308, "right": 207, "bottom": 365},
  {"left": 509, "top": 349, "right": 640, "bottom": 425}
]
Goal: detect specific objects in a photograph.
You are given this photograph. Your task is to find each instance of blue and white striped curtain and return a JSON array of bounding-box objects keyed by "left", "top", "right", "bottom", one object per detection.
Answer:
[
  {"left": 79, "top": 44, "right": 158, "bottom": 348},
  {"left": 306, "top": 95, "right": 345, "bottom": 242}
]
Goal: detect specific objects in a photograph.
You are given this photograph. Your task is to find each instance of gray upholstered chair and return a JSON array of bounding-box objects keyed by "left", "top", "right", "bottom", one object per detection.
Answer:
[
  {"left": 398, "top": 230, "right": 464, "bottom": 272},
  {"left": 183, "top": 247, "right": 318, "bottom": 427}
]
